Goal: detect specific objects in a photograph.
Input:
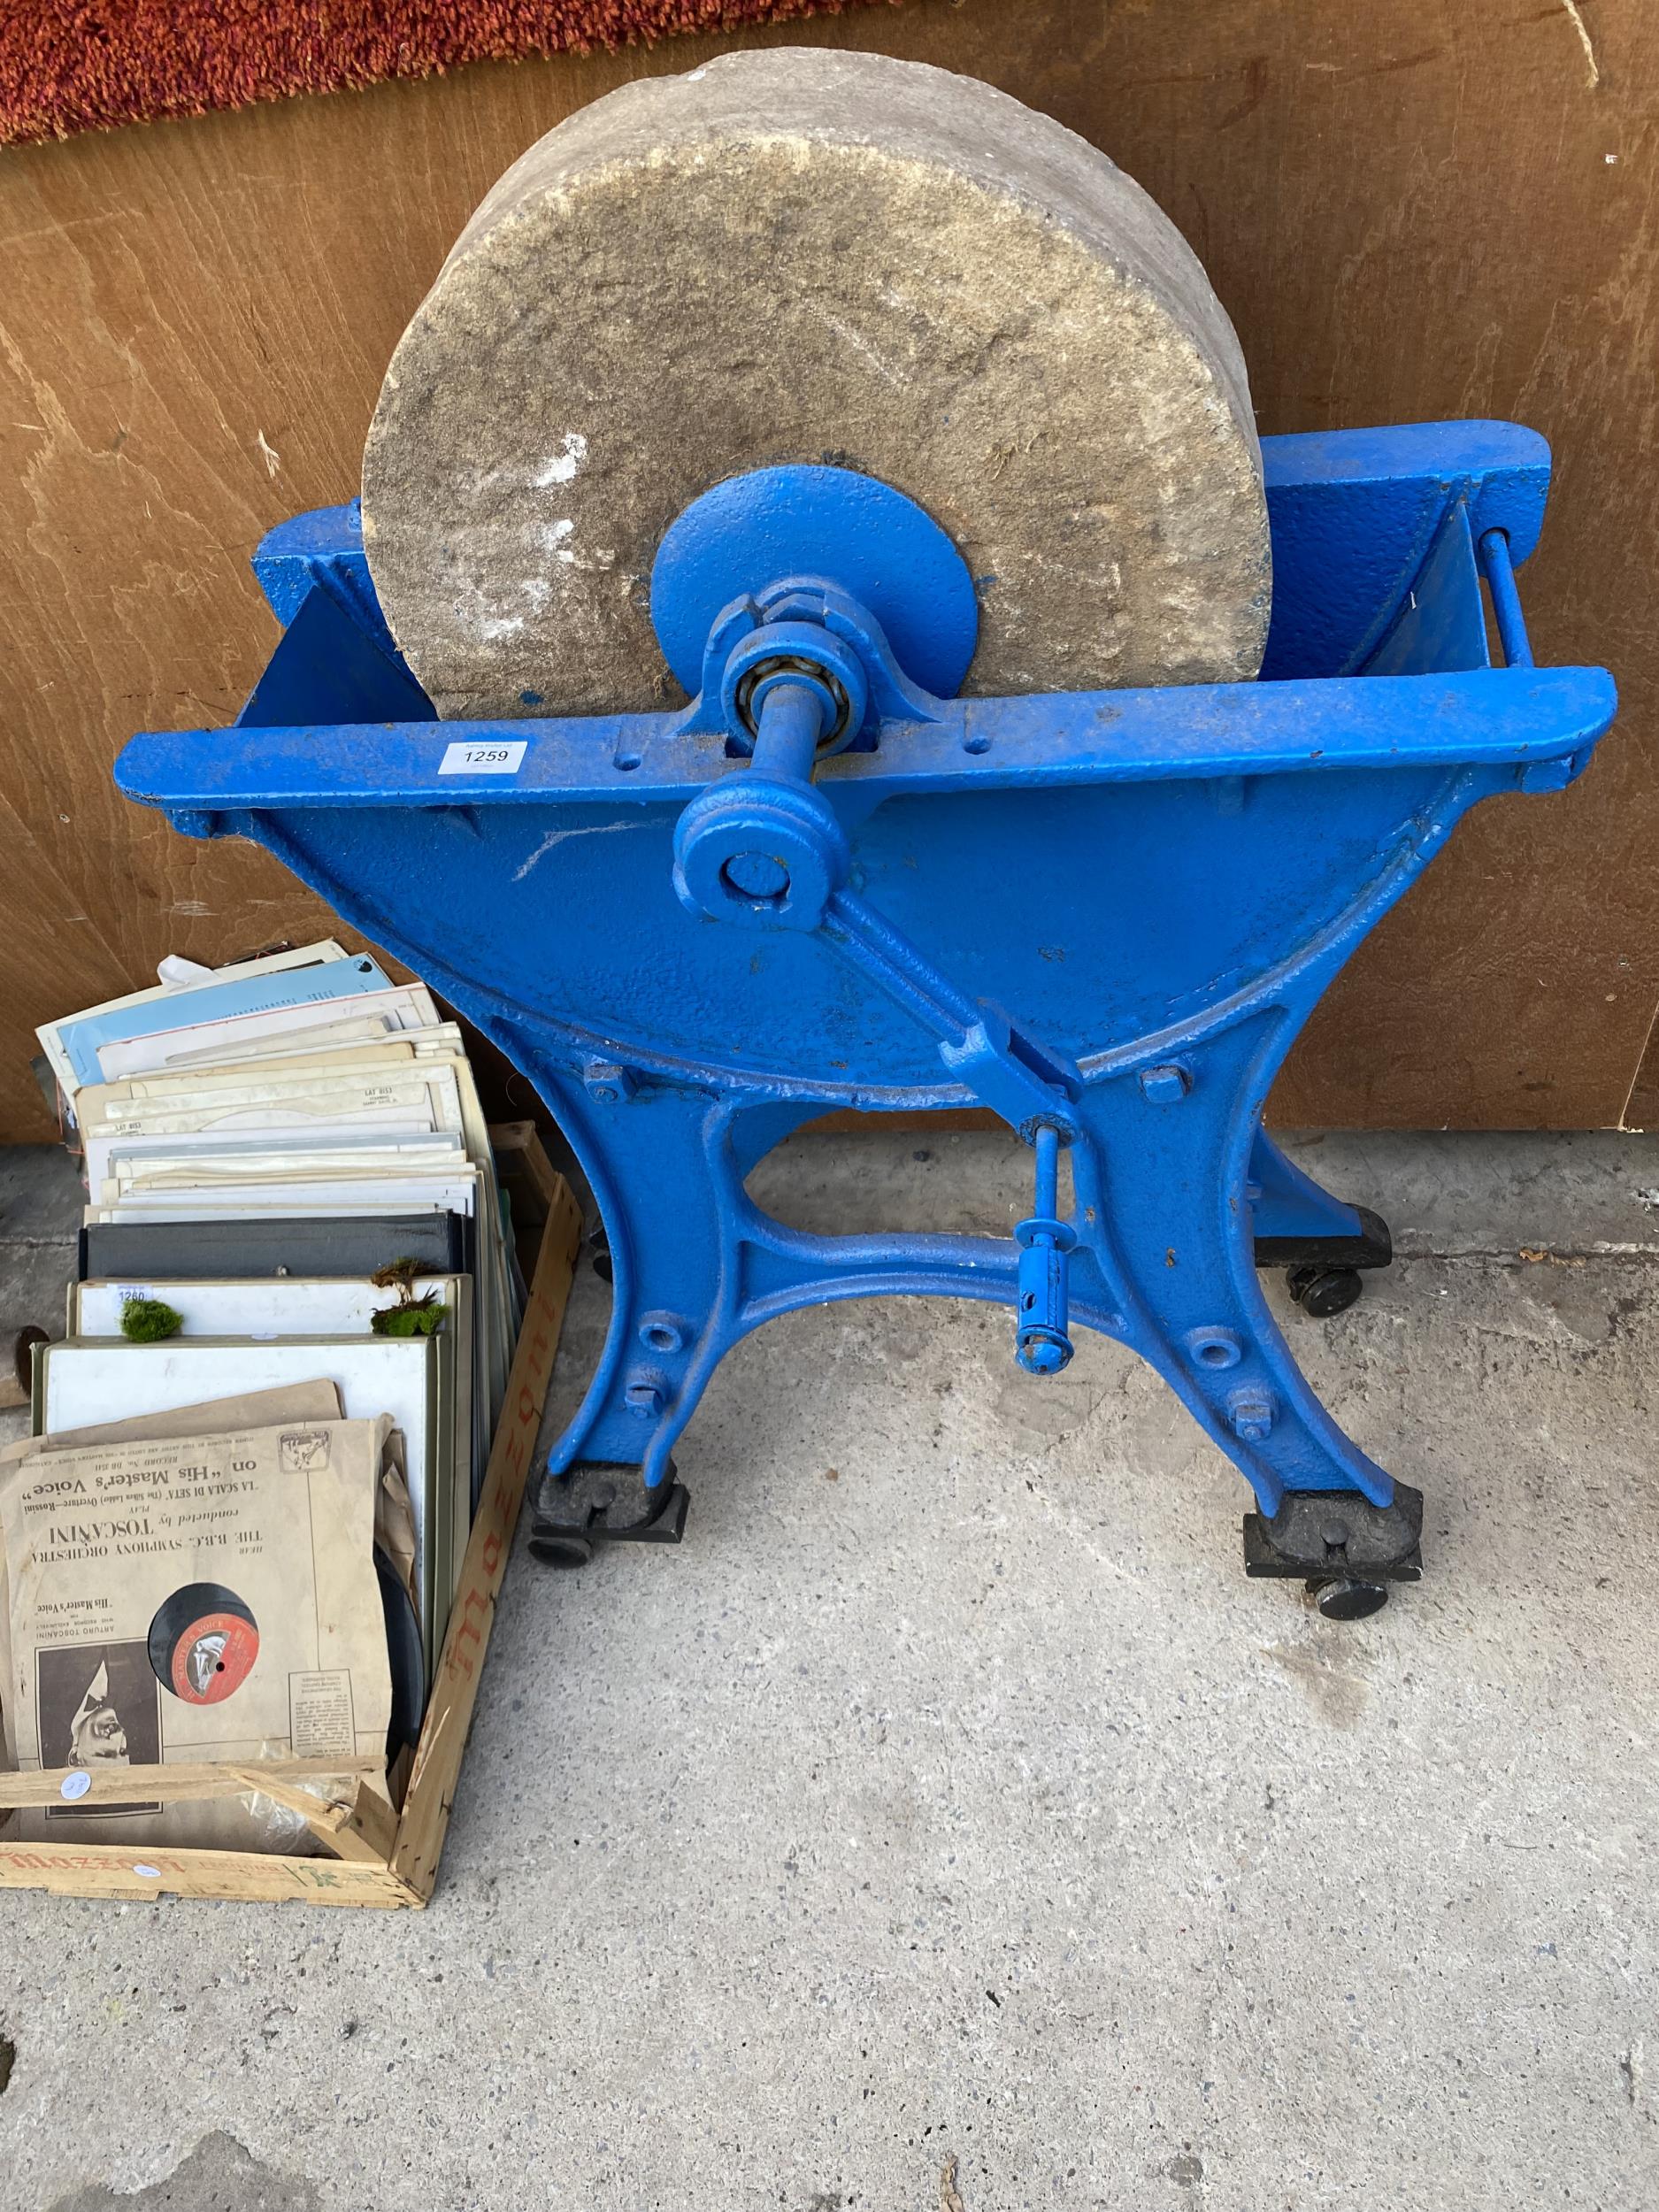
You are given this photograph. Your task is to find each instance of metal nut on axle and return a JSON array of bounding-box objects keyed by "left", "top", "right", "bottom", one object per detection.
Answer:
[
  {"left": 720, "top": 852, "right": 791, "bottom": 900},
  {"left": 672, "top": 772, "right": 849, "bottom": 931}
]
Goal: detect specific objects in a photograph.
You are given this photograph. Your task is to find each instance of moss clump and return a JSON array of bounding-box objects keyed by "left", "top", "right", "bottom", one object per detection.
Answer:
[
  {"left": 119, "top": 1296, "right": 183, "bottom": 1343},
  {"left": 369, "top": 1260, "right": 446, "bottom": 1337},
  {"left": 371, "top": 1296, "right": 447, "bottom": 1338}
]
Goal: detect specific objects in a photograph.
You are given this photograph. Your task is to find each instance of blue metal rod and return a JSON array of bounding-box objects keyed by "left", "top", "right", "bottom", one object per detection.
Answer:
[
  {"left": 1478, "top": 528, "right": 1534, "bottom": 670},
  {"left": 749, "top": 680, "right": 826, "bottom": 781},
  {"left": 1033, "top": 1122, "right": 1061, "bottom": 1210},
  {"left": 825, "top": 887, "right": 986, "bottom": 1043}
]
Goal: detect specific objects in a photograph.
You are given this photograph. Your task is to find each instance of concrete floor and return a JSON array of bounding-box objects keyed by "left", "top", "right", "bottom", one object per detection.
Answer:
[{"left": 1, "top": 1128, "right": 1657, "bottom": 2212}]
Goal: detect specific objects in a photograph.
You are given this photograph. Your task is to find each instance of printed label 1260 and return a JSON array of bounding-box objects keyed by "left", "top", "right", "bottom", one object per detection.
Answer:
[{"left": 438, "top": 741, "right": 527, "bottom": 777}]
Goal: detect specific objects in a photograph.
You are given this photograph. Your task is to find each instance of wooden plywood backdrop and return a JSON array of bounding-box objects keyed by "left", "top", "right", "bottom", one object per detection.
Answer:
[{"left": 1, "top": 0, "right": 1655, "bottom": 1140}]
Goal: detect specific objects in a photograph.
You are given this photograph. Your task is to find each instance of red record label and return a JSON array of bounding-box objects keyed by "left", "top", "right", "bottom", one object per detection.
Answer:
[{"left": 168, "top": 1610, "right": 260, "bottom": 1704}]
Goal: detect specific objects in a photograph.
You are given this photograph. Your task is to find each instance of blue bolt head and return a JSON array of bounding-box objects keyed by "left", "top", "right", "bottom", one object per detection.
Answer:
[
  {"left": 583, "top": 1059, "right": 638, "bottom": 1104},
  {"left": 1140, "top": 1063, "right": 1193, "bottom": 1104},
  {"left": 1227, "top": 1386, "right": 1276, "bottom": 1444}
]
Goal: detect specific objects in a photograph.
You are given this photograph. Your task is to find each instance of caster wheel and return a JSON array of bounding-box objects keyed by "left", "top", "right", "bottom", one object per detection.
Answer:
[
  {"left": 1286, "top": 1264, "right": 1363, "bottom": 1319},
  {"left": 1306, "top": 1576, "right": 1388, "bottom": 1621},
  {"left": 528, "top": 1532, "right": 595, "bottom": 1570}
]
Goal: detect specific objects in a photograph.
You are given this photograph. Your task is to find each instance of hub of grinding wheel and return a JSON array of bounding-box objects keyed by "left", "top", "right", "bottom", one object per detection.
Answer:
[{"left": 650, "top": 465, "right": 979, "bottom": 703}]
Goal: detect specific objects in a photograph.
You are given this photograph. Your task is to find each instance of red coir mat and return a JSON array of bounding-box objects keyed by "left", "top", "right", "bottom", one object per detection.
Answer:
[{"left": 1, "top": 0, "right": 895, "bottom": 146}]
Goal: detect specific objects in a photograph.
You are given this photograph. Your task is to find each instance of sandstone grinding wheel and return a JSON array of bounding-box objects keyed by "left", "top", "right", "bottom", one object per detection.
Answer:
[{"left": 362, "top": 48, "right": 1271, "bottom": 723}]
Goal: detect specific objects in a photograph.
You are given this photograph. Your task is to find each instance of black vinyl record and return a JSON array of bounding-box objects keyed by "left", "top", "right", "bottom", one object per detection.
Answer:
[
  {"left": 147, "top": 1582, "right": 259, "bottom": 1704},
  {"left": 374, "top": 1545, "right": 426, "bottom": 1755}
]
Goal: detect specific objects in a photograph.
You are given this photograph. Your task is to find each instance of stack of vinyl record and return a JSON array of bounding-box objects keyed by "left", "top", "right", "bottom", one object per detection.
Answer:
[{"left": 25, "top": 939, "right": 520, "bottom": 1758}]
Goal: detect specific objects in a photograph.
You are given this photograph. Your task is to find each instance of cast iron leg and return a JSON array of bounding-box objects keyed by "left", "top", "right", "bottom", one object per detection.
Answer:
[
  {"left": 530, "top": 1080, "right": 727, "bottom": 1553},
  {"left": 1073, "top": 1019, "right": 1422, "bottom": 1609},
  {"left": 514, "top": 1066, "right": 816, "bottom": 1562}
]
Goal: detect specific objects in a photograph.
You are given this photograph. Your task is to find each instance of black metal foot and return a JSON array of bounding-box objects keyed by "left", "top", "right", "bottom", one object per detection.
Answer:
[
  {"left": 528, "top": 1459, "right": 689, "bottom": 1568},
  {"left": 1256, "top": 1204, "right": 1392, "bottom": 1317},
  {"left": 1243, "top": 1482, "right": 1423, "bottom": 1609}
]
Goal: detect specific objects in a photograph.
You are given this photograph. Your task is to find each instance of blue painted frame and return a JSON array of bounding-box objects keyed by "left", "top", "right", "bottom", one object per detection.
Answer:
[{"left": 114, "top": 420, "right": 1617, "bottom": 1548}]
